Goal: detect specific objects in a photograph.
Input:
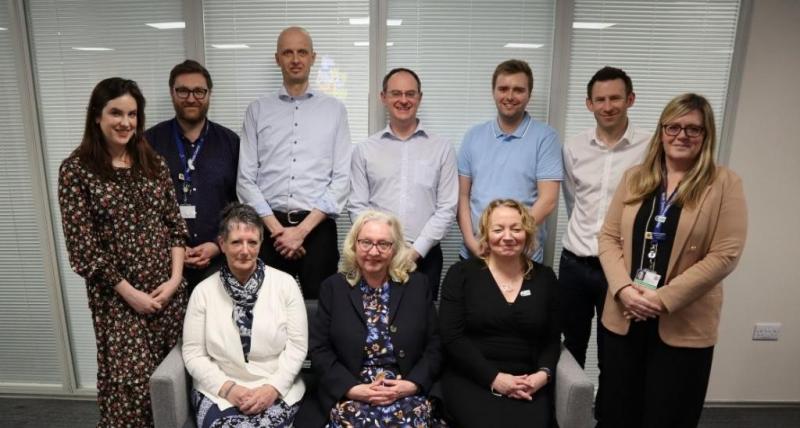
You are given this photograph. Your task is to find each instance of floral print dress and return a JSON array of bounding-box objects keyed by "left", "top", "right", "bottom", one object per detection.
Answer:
[
  {"left": 327, "top": 281, "right": 443, "bottom": 427},
  {"left": 58, "top": 156, "right": 188, "bottom": 428}
]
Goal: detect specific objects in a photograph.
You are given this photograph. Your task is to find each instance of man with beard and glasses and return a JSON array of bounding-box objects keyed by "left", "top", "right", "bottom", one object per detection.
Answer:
[{"left": 146, "top": 59, "right": 240, "bottom": 293}]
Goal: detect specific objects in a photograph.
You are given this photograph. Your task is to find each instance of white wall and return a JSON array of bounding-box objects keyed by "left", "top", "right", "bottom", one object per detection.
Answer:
[{"left": 707, "top": 0, "right": 800, "bottom": 402}]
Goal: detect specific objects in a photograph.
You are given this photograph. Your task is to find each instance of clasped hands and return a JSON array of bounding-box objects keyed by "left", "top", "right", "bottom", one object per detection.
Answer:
[
  {"left": 272, "top": 226, "right": 307, "bottom": 260},
  {"left": 491, "top": 371, "right": 549, "bottom": 401},
  {"left": 115, "top": 276, "right": 181, "bottom": 315},
  {"left": 618, "top": 284, "right": 665, "bottom": 321},
  {"left": 346, "top": 376, "right": 418, "bottom": 406},
  {"left": 225, "top": 383, "right": 280, "bottom": 415}
]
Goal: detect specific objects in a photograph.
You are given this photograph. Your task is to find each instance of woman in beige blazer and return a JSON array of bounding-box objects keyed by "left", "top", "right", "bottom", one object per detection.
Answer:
[
  {"left": 183, "top": 203, "right": 308, "bottom": 428},
  {"left": 597, "top": 93, "right": 747, "bottom": 428}
]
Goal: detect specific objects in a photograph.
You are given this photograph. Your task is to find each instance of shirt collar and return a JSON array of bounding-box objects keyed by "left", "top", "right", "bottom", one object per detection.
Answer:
[
  {"left": 278, "top": 84, "right": 315, "bottom": 101},
  {"left": 591, "top": 120, "right": 636, "bottom": 149},
  {"left": 492, "top": 112, "right": 531, "bottom": 140},
  {"left": 380, "top": 119, "right": 428, "bottom": 141}
]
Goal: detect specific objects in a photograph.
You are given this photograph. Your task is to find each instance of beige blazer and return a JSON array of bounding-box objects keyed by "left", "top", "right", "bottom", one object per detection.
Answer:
[
  {"left": 598, "top": 166, "right": 747, "bottom": 348},
  {"left": 182, "top": 266, "right": 308, "bottom": 409}
]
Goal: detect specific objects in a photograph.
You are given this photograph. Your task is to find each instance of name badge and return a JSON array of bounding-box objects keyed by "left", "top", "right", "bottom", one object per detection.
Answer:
[
  {"left": 180, "top": 205, "right": 197, "bottom": 219},
  {"left": 634, "top": 268, "right": 660, "bottom": 290},
  {"left": 520, "top": 289, "right": 531, "bottom": 297}
]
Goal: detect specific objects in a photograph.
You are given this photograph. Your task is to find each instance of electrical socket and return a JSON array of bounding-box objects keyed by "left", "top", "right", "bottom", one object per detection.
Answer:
[{"left": 752, "top": 322, "right": 781, "bottom": 341}]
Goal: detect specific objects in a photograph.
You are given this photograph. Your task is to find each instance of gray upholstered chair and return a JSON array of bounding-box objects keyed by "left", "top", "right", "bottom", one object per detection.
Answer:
[{"left": 150, "top": 301, "right": 596, "bottom": 428}]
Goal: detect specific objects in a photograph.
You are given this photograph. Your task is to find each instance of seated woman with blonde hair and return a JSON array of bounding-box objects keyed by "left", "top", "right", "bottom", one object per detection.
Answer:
[
  {"left": 439, "top": 199, "right": 560, "bottom": 427},
  {"left": 182, "top": 202, "right": 307, "bottom": 428},
  {"left": 296, "top": 210, "right": 444, "bottom": 427}
]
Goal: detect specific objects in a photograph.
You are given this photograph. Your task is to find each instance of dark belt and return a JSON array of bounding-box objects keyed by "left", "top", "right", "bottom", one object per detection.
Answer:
[
  {"left": 273, "top": 210, "right": 311, "bottom": 225},
  {"left": 562, "top": 248, "right": 603, "bottom": 269}
]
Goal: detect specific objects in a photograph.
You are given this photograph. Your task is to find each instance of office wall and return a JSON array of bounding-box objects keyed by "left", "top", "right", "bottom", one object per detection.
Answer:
[{"left": 707, "top": 0, "right": 800, "bottom": 402}]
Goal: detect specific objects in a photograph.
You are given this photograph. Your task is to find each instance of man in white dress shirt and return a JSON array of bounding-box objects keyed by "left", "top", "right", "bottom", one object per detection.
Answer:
[
  {"left": 349, "top": 68, "right": 458, "bottom": 297},
  {"left": 560, "top": 67, "right": 650, "bottom": 400}
]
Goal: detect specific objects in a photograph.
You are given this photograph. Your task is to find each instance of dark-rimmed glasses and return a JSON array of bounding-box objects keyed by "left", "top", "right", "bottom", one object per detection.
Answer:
[
  {"left": 662, "top": 124, "right": 705, "bottom": 137},
  {"left": 356, "top": 239, "right": 394, "bottom": 252},
  {"left": 174, "top": 87, "right": 209, "bottom": 100}
]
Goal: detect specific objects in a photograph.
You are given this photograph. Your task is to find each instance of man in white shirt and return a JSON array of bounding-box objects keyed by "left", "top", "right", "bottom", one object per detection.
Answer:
[
  {"left": 560, "top": 66, "right": 650, "bottom": 370},
  {"left": 349, "top": 68, "right": 458, "bottom": 297}
]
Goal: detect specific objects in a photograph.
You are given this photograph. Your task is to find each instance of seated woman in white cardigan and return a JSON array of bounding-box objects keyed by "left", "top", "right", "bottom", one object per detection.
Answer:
[{"left": 182, "top": 202, "right": 308, "bottom": 428}]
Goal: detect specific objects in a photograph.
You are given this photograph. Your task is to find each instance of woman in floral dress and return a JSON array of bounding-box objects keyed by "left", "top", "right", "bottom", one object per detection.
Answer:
[
  {"left": 296, "top": 210, "right": 445, "bottom": 428},
  {"left": 58, "top": 77, "right": 188, "bottom": 427}
]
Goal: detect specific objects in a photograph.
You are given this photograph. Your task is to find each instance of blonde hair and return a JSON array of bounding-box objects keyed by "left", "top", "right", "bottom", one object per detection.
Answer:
[
  {"left": 476, "top": 199, "right": 537, "bottom": 277},
  {"left": 340, "top": 210, "right": 416, "bottom": 286},
  {"left": 627, "top": 93, "right": 717, "bottom": 208}
]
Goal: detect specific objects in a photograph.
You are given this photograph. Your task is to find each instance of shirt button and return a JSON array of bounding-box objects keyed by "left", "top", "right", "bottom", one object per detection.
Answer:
[
  {"left": 389, "top": 325, "right": 397, "bottom": 333},
  {"left": 294, "top": 141, "right": 297, "bottom": 144},
  {"left": 293, "top": 158, "right": 296, "bottom": 162},
  {"left": 294, "top": 123, "right": 298, "bottom": 126},
  {"left": 290, "top": 194, "right": 293, "bottom": 198},
  {"left": 193, "top": 233, "right": 197, "bottom": 237},
  {"left": 192, "top": 188, "right": 196, "bottom": 191},
  {"left": 398, "top": 350, "right": 406, "bottom": 358},
  {"left": 291, "top": 176, "right": 295, "bottom": 180},
  {"left": 295, "top": 106, "right": 298, "bottom": 110}
]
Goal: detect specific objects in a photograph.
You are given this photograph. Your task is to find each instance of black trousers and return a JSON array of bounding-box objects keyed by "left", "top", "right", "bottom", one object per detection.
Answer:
[
  {"left": 415, "top": 243, "right": 443, "bottom": 300},
  {"left": 183, "top": 253, "right": 225, "bottom": 295},
  {"left": 559, "top": 249, "right": 607, "bottom": 368},
  {"left": 598, "top": 319, "right": 714, "bottom": 428},
  {"left": 259, "top": 213, "right": 338, "bottom": 300}
]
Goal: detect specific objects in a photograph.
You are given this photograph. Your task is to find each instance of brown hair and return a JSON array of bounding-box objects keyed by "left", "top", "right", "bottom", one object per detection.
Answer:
[
  {"left": 492, "top": 59, "right": 533, "bottom": 95},
  {"left": 73, "top": 77, "right": 160, "bottom": 179}
]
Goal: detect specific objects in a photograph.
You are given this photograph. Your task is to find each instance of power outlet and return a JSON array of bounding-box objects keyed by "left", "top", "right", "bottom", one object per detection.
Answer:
[{"left": 752, "top": 322, "right": 781, "bottom": 341}]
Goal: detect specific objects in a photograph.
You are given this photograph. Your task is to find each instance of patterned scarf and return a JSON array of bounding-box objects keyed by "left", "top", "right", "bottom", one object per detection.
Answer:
[{"left": 219, "top": 258, "right": 265, "bottom": 362}]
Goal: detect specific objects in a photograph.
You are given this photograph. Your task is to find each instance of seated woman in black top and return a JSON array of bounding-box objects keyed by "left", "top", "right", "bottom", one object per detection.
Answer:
[
  {"left": 296, "top": 210, "right": 444, "bottom": 427},
  {"left": 440, "top": 199, "right": 560, "bottom": 427}
]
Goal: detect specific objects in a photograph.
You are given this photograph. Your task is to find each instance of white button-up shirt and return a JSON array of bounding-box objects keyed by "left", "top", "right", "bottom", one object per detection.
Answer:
[
  {"left": 348, "top": 122, "right": 458, "bottom": 257},
  {"left": 562, "top": 124, "right": 651, "bottom": 257}
]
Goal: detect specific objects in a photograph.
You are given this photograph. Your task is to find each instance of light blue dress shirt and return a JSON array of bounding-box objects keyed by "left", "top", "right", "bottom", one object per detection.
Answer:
[
  {"left": 458, "top": 113, "right": 563, "bottom": 261},
  {"left": 237, "top": 86, "right": 352, "bottom": 218},
  {"left": 349, "top": 121, "right": 458, "bottom": 257}
]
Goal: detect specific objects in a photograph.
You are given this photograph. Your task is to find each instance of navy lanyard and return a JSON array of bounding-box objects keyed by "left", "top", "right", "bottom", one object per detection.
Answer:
[
  {"left": 172, "top": 119, "right": 209, "bottom": 186},
  {"left": 651, "top": 183, "right": 677, "bottom": 243}
]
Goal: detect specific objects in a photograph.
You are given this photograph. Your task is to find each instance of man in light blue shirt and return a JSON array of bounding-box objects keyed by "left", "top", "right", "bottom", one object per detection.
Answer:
[
  {"left": 457, "top": 59, "right": 563, "bottom": 262},
  {"left": 349, "top": 68, "right": 458, "bottom": 296},
  {"left": 237, "top": 26, "right": 352, "bottom": 299}
]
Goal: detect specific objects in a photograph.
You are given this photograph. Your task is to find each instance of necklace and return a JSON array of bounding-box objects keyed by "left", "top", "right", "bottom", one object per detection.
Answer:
[{"left": 497, "top": 282, "right": 516, "bottom": 293}]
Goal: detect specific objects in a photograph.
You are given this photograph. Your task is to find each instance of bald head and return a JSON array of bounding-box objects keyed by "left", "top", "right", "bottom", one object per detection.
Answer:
[{"left": 277, "top": 26, "right": 314, "bottom": 53}]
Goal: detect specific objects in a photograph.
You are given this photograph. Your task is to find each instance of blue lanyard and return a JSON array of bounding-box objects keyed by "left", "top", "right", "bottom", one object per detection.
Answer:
[
  {"left": 652, "top": 183, "right": 677, "bottom": 242},
  {"left": 172, "top": 119, "right": 208, "bottom": 185}
]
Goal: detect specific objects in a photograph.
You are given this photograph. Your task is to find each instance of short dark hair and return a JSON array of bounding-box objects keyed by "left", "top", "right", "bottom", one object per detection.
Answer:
[
  {"left": 169, "top": 59, "right": 213, "bottom": 90},
  {"left": 492, "top": 59, "right": 533, "bottom": 95},
  {"left": 382, "top": 68, "right": 421, "bottom": 93},
  {"left": 586, "top": 66, "right": 633, "bottom": 99},
  {"left": 218, "top": 202, "right": 264, "bottom": 242}
]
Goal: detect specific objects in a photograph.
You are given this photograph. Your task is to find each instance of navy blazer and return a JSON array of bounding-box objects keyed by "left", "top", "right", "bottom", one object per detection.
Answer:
[{"left": 295, "top": 272, "right": 442, "bottom": 428}]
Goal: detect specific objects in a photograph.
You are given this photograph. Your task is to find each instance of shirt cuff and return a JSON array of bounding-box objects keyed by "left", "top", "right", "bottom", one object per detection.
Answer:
[
  {"left": 253, "top": 201, "right": 273, "bottom": 217},
  {"left": 412, "top": 237, "right": 436, "bottom": 258}
]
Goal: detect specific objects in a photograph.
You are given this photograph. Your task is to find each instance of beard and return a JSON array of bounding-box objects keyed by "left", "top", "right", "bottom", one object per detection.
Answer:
[{"left": 174, "top": 100, "right": 209, "bottom": 126}]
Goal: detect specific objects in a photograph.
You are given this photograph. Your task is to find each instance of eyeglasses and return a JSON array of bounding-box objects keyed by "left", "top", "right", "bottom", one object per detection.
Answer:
[
  {"left": 356, "top": 239, "right": 394, "bottom": 253},
  {"left": 174, "top": 87, "right": 209, "bottom": 100},
  {"left": 386, "top": 90, "right": 419, "bottom": 99},
  {"left": 662, "top": 124, "right": 705, "bottom": 137}
]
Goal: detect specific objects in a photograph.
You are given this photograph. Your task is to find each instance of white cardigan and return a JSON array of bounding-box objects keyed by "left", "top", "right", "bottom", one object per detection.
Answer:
[{"left": 182, "top": 266, "right": 308, "bottom": 409}]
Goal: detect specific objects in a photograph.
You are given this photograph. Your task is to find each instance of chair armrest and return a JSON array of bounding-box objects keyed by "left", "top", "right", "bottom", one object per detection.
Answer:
[
  {"left": 150, "top": 342, "right": 196, "bottom": 428},
  {"left": 555, "top": 346, "right": 595, "bottom": 428}
]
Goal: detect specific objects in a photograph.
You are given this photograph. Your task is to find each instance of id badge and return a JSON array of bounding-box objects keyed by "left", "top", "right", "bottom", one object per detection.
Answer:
[
  {"left": 179, "top": 205, "right": 197, "bottom": 219},
  {"left": 634, "top": 268, "right": 661, "bottom": 290}
]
